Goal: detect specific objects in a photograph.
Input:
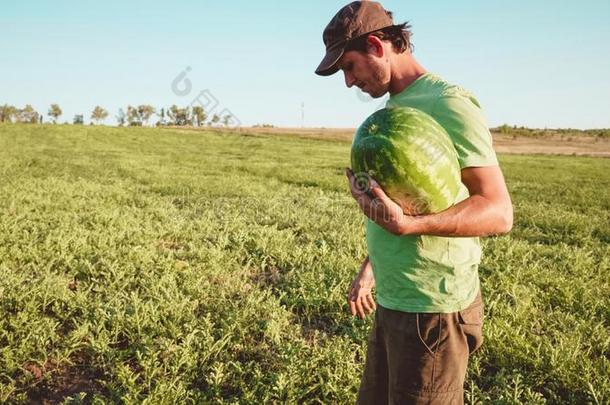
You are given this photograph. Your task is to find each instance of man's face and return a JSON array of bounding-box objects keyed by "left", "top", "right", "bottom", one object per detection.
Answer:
[{"left": 336, "top": 49, "right": 391, "bottom": 98}]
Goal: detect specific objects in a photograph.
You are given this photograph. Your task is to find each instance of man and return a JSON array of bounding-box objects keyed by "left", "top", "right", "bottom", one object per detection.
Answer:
[{"left": 315, "top": 2, "right": 513, "bottom": 404}]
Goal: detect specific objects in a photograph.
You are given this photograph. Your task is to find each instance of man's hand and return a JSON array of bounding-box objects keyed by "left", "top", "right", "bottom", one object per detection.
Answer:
[
  {"left": 346, "top": 168, "right": 408, "bottom": 235},
  {"left": 348, "top": 256, "right": 377, "bottom": 319}
]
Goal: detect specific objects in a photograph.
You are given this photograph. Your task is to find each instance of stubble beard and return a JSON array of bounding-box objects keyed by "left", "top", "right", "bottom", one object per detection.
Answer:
[{"left": 367, "top": 60, "right": 390, "bottom": 98}]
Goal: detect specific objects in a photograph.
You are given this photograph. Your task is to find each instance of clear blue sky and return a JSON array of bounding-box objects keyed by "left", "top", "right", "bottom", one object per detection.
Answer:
[{"left": 2, "top": 0, "right": 609, "bottom": 129}]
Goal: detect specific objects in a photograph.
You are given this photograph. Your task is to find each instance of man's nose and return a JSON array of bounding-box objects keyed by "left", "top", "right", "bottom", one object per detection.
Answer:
[{"left": 344, "top": 72, "right": 356, "bottom": 88}]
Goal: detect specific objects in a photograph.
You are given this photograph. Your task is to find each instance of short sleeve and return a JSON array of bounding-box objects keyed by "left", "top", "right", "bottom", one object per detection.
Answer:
[{"left": 431, "top": 93, "right": 498, "bottom": 169}]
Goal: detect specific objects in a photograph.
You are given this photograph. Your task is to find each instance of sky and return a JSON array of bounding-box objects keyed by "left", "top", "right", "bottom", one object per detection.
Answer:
[{"left": 2, "top": 0, "right": 609, "bottom": 129}]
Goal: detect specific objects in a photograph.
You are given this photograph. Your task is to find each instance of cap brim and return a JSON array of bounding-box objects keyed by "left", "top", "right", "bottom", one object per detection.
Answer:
[{"left": 315, "top": 44, "right": 344, "bottom": 76}]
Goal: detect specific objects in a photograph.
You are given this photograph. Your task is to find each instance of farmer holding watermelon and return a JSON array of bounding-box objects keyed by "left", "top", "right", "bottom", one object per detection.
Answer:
[{"left": 315, "top": 2, "right": 513, "bottom": 404}]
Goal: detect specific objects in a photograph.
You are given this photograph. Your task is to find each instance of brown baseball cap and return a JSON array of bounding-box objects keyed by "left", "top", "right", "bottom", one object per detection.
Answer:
[{"left": 315, "top": 1, "right": 394, "bottom": 76}]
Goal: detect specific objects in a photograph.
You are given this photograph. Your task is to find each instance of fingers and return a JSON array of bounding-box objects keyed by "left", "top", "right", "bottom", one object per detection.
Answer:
[
  {"left": 368, "top": 179, "right": 391, "bottom": 206},
  {"left": 349, "top": 297, "right": 357, "bottom": 317},
  {"left": 361, "top": 294, "right": 373, "bottom": 314},
  {"left": 355, "top": 296, "right": 365, "bottom": 319},
  {"left": 348, "top": 287, "right": 357, "bottom": 316},
  {"left": 346, "top": 169, "right": 364, "bottom": 200},
  {"left": 366, "top": 294, "right": 377, "bottom": 312},
  {"left": 345, "top": 168, "right": 355, "bottom": 193},
  {"left": 346, "top": 168, "right": 370, "bottom": 198},
  {"left": 345, "top": 168, "right": 387, "bottom": 220},
  {"left": 348, "top": 290, "right": 376, "bottom": 319}
]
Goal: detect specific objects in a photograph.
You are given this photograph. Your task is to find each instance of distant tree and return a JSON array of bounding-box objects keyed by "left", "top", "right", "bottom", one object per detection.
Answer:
[
  {"left": 126, "top": 105, "right": 142, "bottom": 126},
  {"left": 167, "top": 105, "right": 178, "bottom": 125},
  {"left": 252, "top": 123, "right": 274, "bottom": 128},
  {"left": 0, "top": 104, "right": 17, "bottom": 123},
  {"left": 48, "top": 104, "right": 62, "bottom": 123},
  {"left": 157, "top": 107, "right": 166, "bottom": 126},
  {"left": 184, "top": 107, "right": 193, "bottom": 126},
  {"left": 222, "top": 114, "right": 232, "bottom": 127},
  {"left": 167, "top": 104, "right": 192, "bottom": 126},
  {"left": 73, "top": 114, "right": 84, "bottom": 125},
  {"left": 91, "top": 106, "right": 109, "bottom": 125},
  {"left": 39, "top": 115, "right": 43, "bottom": 124},
  {"left": 210, "top": 114, "right": 220, "bottom": 126},
  {"left": 31, "top": 108, "right": 41, "bottom": 123},
  {"left": 14, "top": 106, "right": 25, "bottom": 123},
  {"left": 116, "top": 108, "right": 126, "bottom": 127},
  {"left": 137, "top": 105, "right": 155, "bottom": 126},
  {"left": 191, "top": 106, "right": 206, "bottom": 126},
  {"left": 496, "top": 124, "right": 511, "bottom": 134},
  {"left": 16, "top": 105, "right": 39, "bottom": 124}
]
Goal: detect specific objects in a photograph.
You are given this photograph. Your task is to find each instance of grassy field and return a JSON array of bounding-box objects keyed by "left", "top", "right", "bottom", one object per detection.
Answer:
[
  {"left": 180, "top": 126, "right": 610, "bottom": 158},
  {"left": 0, "top": 124, "right": 608, "bottom": 404}
]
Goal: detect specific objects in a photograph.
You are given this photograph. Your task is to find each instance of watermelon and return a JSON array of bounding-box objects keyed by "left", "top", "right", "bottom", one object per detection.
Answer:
[{"left": 350, "top": 107, "right": 461, "bottom": 215}]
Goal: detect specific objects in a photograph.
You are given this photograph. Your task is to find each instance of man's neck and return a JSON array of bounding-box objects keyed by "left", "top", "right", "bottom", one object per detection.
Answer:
[{"left": 388, "top": 53, "right": 427, "bottom": 95}]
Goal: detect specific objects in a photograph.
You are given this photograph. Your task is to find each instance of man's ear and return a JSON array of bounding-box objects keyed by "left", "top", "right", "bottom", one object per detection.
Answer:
[{"left": 366, "top": 35, "right": 385, "bottom": 57}]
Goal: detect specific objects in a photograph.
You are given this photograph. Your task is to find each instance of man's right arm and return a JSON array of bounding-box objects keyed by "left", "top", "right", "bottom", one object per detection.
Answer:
[{"left": 348, "top": 256, "right": 376, "bottom": 319}]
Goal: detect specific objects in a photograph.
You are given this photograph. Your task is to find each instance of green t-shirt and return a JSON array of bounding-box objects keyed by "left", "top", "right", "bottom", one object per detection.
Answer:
[{"left": 368, "top": 72, "right": 498, "bottom": 313}]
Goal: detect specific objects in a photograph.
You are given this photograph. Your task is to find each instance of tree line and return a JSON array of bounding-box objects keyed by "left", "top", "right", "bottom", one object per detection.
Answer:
[
  {"left": 492, "top": 124, "right": 610, "bottom": 139},
  {"left": 0, "top": 103, "right": 235, "bottom": 127}
]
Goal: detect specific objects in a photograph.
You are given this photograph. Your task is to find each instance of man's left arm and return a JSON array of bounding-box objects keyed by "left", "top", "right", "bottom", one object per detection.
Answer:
[
  {"left": 402, "top": 165, "right": 513, "bottom": 236},
  {"left": 347, "top": 165, "right": 513, "bottom": 237}
]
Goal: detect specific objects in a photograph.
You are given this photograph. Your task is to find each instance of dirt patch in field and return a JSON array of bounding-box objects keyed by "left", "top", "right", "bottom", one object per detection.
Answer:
[
  {"left": 166, "top": 126, "right": 610, "bottom": 158},
  {"left": 491, "top": 133, "right": 610, "bottom": 157},
  {"left": 25, "top": 354, "right": 107, "bottom": 404}
]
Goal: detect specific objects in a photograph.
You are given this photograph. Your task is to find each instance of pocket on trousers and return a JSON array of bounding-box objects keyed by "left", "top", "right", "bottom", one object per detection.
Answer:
[
  {"left": 458, "top": 298, "right": 484, "bottom": 354},
  {"left": 416, "top": 313, "right": 449, "bottom": 356},
  {"left": 458, "top": 303, "right": 483, "bottom": 325}
]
